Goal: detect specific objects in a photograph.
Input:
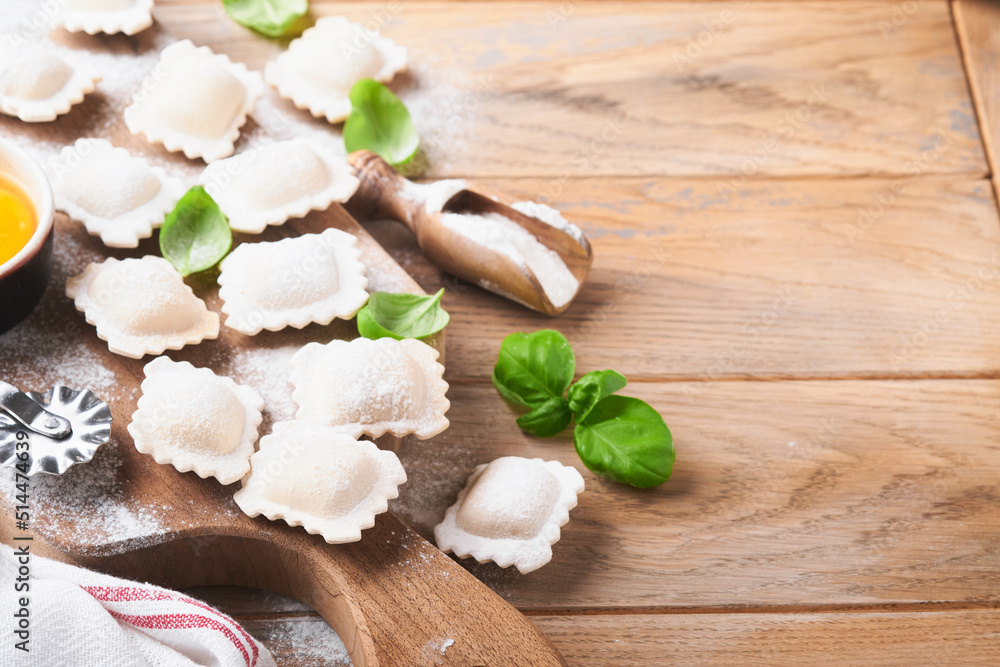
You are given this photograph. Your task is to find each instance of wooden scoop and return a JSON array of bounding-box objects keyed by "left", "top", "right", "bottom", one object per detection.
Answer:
[
  {"left": 346, "top": 151, "right": 594, "bottom": 315},
  {"left": 0, "top": 208, "right": 567, "bottom": 667}
]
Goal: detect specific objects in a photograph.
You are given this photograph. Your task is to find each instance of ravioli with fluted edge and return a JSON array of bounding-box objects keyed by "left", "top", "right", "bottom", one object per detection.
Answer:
[
  {"left": 264, "top": 16, "right": 407, "bottom": 123},
  {"left": 233, "top": 421, "right": 406, "bottom": 544},
  {"left": 128, "top": 357, "right": 264, "bottom": 485},
  {"left": 65, "top": 256, "right": 219, "bottom": 359},
  {"left": 290, "top": 337, "right": 449, "bottom": 439},
  {"left": 0, "top": 41, "right": 101, "bottom": 123},
  {"left": 199, "top": 138, "right": 359, "bottom": 233},
  {"left": 434, "top": 457, "right": 584, "bottom": 574},
  {"left": 49, "top": 138, "right": 186, "bottom": 248},
  {"left": 218, "top": 228, "right": 369, "bottom": 335},
  {"left": 124, "top": 40, "right": 264, "bottom": 162},
  {"left": 54, "top": 0, "right": 154, "bottom": 36}
]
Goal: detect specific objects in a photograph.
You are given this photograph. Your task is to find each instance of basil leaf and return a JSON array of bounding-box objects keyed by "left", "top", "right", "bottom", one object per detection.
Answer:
[
  {"left": 343, "top": 79, "right": 419, "bottom": 166},
  {"left": 356, "top": 288, "right": 449, "bottom": 340},
  {"left": 567, "top": 370, "right": 628, "bottom": 422},
  {"left": 574, "top": 395, "right": 674, "bottom": 488},
  {"left": 516, "top": 396, "right": 573, "bottom": 437},
  {"left": 492, "top": 330, "right": 575, "bottom": 408},
  {"left": 159, "top": 186, "right": 232, "bottom": 277},
  {"left": 222, "top": 0, "right": 307, "bottom": 37}
]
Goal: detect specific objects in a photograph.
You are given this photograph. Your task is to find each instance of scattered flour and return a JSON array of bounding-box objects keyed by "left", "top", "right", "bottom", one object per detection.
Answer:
[
  {"left": 422, "top": 636, "right": 455, "bottom": 664},
  {"left": 390, "top": 440, "right": 475, "bottom": 532},
  {"left": 0, "top": 223, "right": 117, "bottom": 396},
  {"left": 260, "top": 618, "right": 352, "bottom": 667},
  {"left": 441, "top": 211, "right": 579, "bottom": 307},
  {"left": 0, "top": 444, "right": 167, "bottom": 549},
  {"left": 223, "top": 346, "right": 299, "bottom": 427}
]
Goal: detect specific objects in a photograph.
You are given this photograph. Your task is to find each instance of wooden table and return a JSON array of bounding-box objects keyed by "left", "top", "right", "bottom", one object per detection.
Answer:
[{"left": 149, "top": 0, "right": 1000, "bottom": 663}]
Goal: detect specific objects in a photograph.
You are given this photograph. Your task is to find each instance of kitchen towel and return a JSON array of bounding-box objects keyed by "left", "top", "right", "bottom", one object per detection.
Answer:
[{"left": 0, "top": 543, "right": 277, "bottom": 667}]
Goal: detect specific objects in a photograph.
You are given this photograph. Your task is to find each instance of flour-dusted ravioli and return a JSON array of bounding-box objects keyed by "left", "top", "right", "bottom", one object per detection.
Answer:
[
  {"left": 218, "top": 228, "right": 369, "bottom": 335},
  {"left": 128, "top": 357, "right": 264, "bottom": 484},
  {"left": 54, "top": 0, "right": 154, "bottom": 36},
  {"left": 199, "top": 138, "right": 359, "bottom": 233},
  {"left": 65, "top": 256, "right": 220, "bottom": 359},
  {"left": 290, "top": 337, "right": 449, "bottom": 439},
  {"left": 264, "top": 16, "right": 407, "bottom": 123},
  {"left": 0, "top": 41, "right": 100, "bottom": 123},
  {"left": 124, "top": 40, "right": 264, "bottom": 162},
  {"left": 435, "top": 457, "right": 584, "bottom": 574},
  {"left": 49, "top": 138, "right": 186, "bottom": 248},
  {"left": 233, "top": 420, "right": 406, "bottom": 543}
]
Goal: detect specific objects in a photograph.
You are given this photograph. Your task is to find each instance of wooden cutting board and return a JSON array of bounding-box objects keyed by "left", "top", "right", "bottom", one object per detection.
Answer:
[{"left": 0, "top": 14, "right": 565, "bottom": 667}]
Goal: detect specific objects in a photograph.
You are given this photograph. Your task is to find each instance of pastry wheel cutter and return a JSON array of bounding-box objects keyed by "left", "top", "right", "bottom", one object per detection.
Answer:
[{"left": 0, "top": 380, "right": 112, "bottom": 476}]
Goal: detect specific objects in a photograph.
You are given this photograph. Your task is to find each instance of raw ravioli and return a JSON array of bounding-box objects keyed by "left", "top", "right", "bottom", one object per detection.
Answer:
[
  {"left": 218, "top": 228, "right": 369, "bottom": 335},
  {"left": 49, "top": 138, "right": 186, "bottom": 248},
  {"left": 0, "top": 41, "right": 100, "bottom": 122},
  {"left": 264, "top": 16, "right": 407, "bottom": 123},
  {"left": 129, "top": 357, "right": 264, "bottom": 485},
  {"left": 435, "top": 457, "right": 584, "bottom": 574},
  {"left": 290, "top": 337, "right": 449, "bottom": 439},
  {"left": 124, "top": 40, "right": 264, "bottom": 162},
  {"left": 199, "top": 138, "right": 359, "bottom": 233},
  {"left": 54, "top": 0, "right": 155, "bottom": 36},
  {"left": 233, "top": 420, "right": 406, "bottom": 543},
  {"left": 65, "top": 256, "right": 220, "bottom": 359}
]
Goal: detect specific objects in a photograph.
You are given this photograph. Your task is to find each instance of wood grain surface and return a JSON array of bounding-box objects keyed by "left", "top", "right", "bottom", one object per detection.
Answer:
[
  {"left": 151, "top": 1, "right": 987, "bottom": 178},
  {"left": 367, "top": 176, "right": 1000, "bottom": 381},
  {"left": 4, "top": 0, "right": 1000, "bottom": 664},
  {"left": 229, "top": 610, "right": 1000, "bottom": 666},
  {"left": 955, "top": 0, "right": 1000, "bottom": 194}
]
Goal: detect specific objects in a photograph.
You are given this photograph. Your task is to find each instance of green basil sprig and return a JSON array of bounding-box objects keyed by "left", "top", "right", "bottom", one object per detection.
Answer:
[
  {"left": 343, "top": 79, "right": 419, "bottom": 166},
  {"left": 159, "top": 186, "right": 232, "bottom": 276},
  {"left": 222, "top": 0, "right": 307, "bottom": 37},
  {"left": 493, "top": 330, "right": 675, "bottom": 488},
  {"left": 357, "top": 288, "right": 449, "bottom": 340}
]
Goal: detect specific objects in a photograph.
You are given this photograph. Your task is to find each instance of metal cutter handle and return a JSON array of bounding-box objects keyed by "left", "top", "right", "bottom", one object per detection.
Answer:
[{"left": 0, "top": 380, "right": 72, "bottom": 438}]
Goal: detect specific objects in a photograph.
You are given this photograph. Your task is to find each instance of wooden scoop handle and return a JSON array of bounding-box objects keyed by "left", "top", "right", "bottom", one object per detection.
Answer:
[
  {"left": 346, "top": 150, "right": 426, "bottom": 231},
  {"left": 32, "top": 512, "right": 566, "bottom": 667}
]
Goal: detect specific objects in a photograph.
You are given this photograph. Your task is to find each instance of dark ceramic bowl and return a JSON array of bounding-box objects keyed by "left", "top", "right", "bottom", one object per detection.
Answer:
[{"left": 0, "top": 138, "right": 55, "bottom": 335}]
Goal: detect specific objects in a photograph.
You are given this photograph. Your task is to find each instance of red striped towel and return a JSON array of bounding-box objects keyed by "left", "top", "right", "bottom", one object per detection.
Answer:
[{"left": 0, "top": 544, "right": 276, "bottom": 667}]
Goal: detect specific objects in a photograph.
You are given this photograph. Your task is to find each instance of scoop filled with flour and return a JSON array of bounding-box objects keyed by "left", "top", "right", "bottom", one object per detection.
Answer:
[
  {"left": 440, "top": 211, "right": 579, "bottom": 309},
  {"left": 346, "top": 150, "right": 594, "bottom": 315}
]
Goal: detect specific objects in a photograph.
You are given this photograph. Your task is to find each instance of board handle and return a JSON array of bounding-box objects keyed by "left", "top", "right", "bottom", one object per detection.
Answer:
[
  {"left": 278, "top": 512, "right": 567, "bottom": 667},
  {"left": 58, "top": 511, "right": 567, "bottom": 667}
]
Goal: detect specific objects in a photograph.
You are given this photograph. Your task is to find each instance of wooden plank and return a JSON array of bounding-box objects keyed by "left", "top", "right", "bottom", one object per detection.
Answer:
[
  {"left": 532, "top": 611, "right": 1000, "bottom": 666},
  {"left": 224, "top": 610, "right": 1000, "bottom": 666},
  {"left": 954, "top": 0, "right": 1000, "bottom": 196},
  {"left": 363, "top": 176, "right": 1000, "bottom": 381},
  {"left": 384, "top": 379, "right": 1000, "bottom": 609},
  {"left": 150, "top": 1, "right": 986, "bottom": 178}
]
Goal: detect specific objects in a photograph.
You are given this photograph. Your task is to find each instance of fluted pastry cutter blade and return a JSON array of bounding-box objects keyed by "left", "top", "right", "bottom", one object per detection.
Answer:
[{"left": 0, "top": 385, "right": 112, "bottom": 476}]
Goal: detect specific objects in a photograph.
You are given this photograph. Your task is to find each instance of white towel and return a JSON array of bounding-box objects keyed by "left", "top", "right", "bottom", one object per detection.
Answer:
[{"left": 0, "top": 544, "right": 277, "bottom": 667}]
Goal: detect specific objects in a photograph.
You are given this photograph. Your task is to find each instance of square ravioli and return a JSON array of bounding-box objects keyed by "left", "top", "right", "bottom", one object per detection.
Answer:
[
  {"left": 233, "top": 421, "right": 407, "bottom": 543},
  {"left": 124, "top": 40, "right": 264, "bottom": 162},
  {"left": 290, "top": 337, "right": 449, "bottom": 439},
  {"left": 0, "top": 40, "right": 101, "bottom": 122},
  {"left": 53, "top": 0, "right": 155, "bottom": 36},
  {"left": 218, "top": 228, "right": 369, "bottom": 335},
  {"left": 265, "top": 16, "right": 407, "bottom": 123},
  {"left": 48, "top": 138, "right": 186, "bottom": 248},
  {"left": 128, "top": 357, "right": 264, "bottom": 485},
  {"left": 199, "top": 138, "right": 359, "bottom": 233},
  {"left": 434, "top": 457, "right": 585, "bottom": 574},
  {"left": 65, "top": 256, "right": 220, "bottom": 359}
]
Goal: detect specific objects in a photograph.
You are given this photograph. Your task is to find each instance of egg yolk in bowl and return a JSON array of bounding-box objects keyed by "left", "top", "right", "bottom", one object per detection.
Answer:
[{"left": 0, "top": 174, "right": 36, "bottom": 267}]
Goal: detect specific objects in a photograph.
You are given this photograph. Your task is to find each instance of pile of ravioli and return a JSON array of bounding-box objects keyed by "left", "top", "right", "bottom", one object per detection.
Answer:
[{"left": 3, "top": 3, "right": 584, "bottom": 574}]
